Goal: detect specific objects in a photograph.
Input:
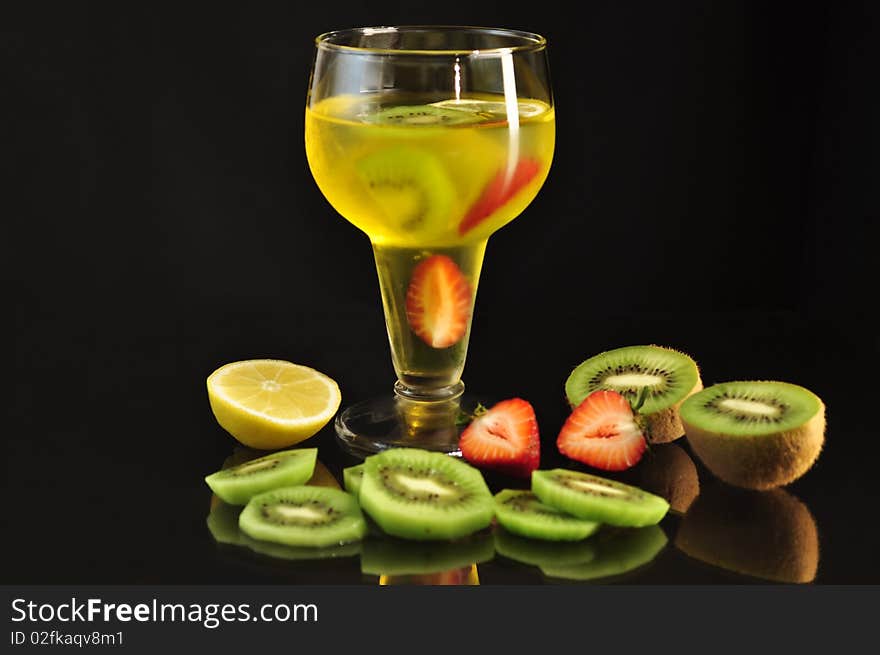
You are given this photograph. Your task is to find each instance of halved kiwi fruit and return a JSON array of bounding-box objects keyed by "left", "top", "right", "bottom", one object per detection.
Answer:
[
  {"left": 675, "top": 484, "right": 819, "bottom": 583},
  {"left": 358, "top": 448, "right": 494, "bottom": 540},
  {"left": 494, "top": 528, "right": 598, "bottom": 569},
  {"left": 238, "top": 486, "right": 366, "bottom": 548},
  {"left": 680, "top": 381, "right": 825, "bottom": 490},
  {"left": 363, "top": 104, "right": 483, "bottom": 126},
  {"left": 355, "top": 146, "right": 456, "bottom": 236},
  {"left": 343, "top": 464, "right": 365, "bottom": 496},
  {"left": 361, "top": 532, "right": 495, "bottom": 576},
  {"left": 539, "top": 526, "right": 668, "bottom": 582},
  {"left": 565, "top": 345, "right": 703, "bottom": 443},
  {"left": 494, "top": 490, "right": 600, "bottom": 542},
  {"left": 205, "top": 448, "right": 317, "bottom": 505},
  {"left": 532, "top": 469, "right": 669, "bottom": 527}
]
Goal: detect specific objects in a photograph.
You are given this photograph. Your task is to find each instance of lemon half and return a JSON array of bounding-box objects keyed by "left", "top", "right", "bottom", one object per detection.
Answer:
[{"left": 207, "top": 360, "right": 341, "bottom": 449}]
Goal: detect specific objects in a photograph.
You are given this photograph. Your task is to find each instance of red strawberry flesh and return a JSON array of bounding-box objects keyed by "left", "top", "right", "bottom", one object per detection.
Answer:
[
  {"left": 556, "top": 390, "right": 647, "bottom": 471},
  {"left": 459, "top": 158, "right": 541, "bottom": 235},
  {"left": 405, "top": 255, "right": 472, "bottom": 348},
  {"left": 459, "top": 398, "right": 540, "bottom": 477}
]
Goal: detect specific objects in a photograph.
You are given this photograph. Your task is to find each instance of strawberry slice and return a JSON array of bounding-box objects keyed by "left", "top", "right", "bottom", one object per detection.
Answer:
[
  {"left": 405, "top": 254, "right": 471, "bottom": 348},
  {"left": 557, "top": 390, "right": 647, "bottom": 472},
  {"left": 459, "top": 158, "right": 541, "bottom": 235},
  {"left": 459, "top": 398, "right": 540, "bottom": 477}
]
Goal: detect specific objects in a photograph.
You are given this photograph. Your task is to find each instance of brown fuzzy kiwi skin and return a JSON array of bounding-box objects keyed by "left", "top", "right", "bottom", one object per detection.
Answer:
[
  {"left": 683, "top": 398, "right": 825, "bottom": 490},
  {"left": 644, "top": 376, "right": 703, "bottom": 444},
  {"left": 675, "top": 485, "right": 819, "bottom": 583}
]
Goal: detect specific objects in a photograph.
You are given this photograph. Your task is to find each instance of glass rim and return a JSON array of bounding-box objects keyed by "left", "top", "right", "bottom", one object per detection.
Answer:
[{"left": 314, "top": 25, "right": 547, "bottom": 57}]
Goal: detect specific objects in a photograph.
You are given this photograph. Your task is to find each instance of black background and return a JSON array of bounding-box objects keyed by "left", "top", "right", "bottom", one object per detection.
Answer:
[{"left": 4, "top": 2, "right": 879, "bottom": 584}]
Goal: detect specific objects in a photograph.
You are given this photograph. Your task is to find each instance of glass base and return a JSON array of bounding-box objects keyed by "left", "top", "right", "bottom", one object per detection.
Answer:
[{"left": 334, "top": 393, "right": 491, "bottom": 459}]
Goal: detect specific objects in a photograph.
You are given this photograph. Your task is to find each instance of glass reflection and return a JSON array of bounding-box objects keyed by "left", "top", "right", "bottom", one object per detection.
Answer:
[
  {"left": 361, "top": 532, "right": 494, "bottom": 585},
  {"left": 675, "top": 483, "right": 819, "bottom": 583}
]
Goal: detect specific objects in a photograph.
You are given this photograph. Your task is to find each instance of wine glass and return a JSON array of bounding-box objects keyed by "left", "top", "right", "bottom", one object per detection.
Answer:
[{"left": 305, "top": 26, "right": 554, "bottom": 456}]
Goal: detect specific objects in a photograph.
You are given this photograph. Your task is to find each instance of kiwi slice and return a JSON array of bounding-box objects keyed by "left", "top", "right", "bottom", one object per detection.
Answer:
[
  {"left": 532, "top": 469, "right": 669, "bottom": 527},
  {"left": 565, "top": 345, "right": 703, "bottom": 443},
  {"left": 358, "top": 448, "right": 494, "bottom": 540},
  {"left": 363, "top": 104, "right": 483, "bottom": 126},
  {"left": 205, "top": 448, "right": 317, "bottom": 505},
  {"left": 494, "top": 528, "right": 598, "bottom": 569},
  {"left": 343, "top": 464, "right": 365, "bottom": 496},
  {"left": 494, "top": 490, "right": 600, "bottom": 542},
  {"left": 361, "top": 532, "right": 494, "bottom": 576},
  {"left": 238, "top": 486, "right": 367, "bottom": 548},
  {"left": 356, "top": 146, "right": 456, "bottom": 236},
  {"left": 675, "top": 485, "right": 819, "bottom": 583},
  {"left": 680, "top": 381, "right": 825, "bottom": 490},
  {"left": 539, "top": 526, "right": 668, "bottom": 582}
]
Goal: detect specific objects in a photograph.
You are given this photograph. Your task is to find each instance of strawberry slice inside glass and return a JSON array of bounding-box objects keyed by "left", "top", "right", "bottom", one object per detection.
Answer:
[{"left": 305, "top": 27, "right": 555, "bottom": 455}]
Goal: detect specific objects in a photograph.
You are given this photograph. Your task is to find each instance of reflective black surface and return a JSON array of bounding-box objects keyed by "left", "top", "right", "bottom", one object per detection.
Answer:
[{"left": 7, "top": 307, "right": 879, "bottom": 584}]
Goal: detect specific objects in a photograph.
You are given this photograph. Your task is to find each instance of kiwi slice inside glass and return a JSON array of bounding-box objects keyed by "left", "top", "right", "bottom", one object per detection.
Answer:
[
  {"left": 359, "top": 448, "right": 494, "bottom": 541},
  {"left": 363, "top": 104, "right": 484, "bottom": 126},
  {"left": 532, "top": 469, "right": 669, "bottom": 527},
  {"left": 539, "top": 526, "right": 668, "bottom": 582},
  {"left": 204, "top": 448, "right": 317, "bottom": 505},
  {"left": 494, "top": 490, "right": 600, "bottom": 542},
  {"left": 565, "top": 345, "right": 703, "bottom": 443},
  {"left": 494, "top": 528, "right": 598, "bottom": 569},
  {"left": 343, "top": 464, "right": 365, "bottom": 497},
  {"left": 356, "top": 146, "right": 456, "bottom": 237},
  {"left": 238, "top": 486, "right": 367, "bottom": 548},
  {"left": 361, "top": 532, "right": 495, "bottom": 576},
  {"left": 680, "top": 380, "right": 825, "bottom": 490}
]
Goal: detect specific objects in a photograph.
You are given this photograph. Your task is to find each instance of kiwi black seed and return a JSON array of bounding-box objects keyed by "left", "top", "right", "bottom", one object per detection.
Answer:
[
  {"left": 532, "top": 469, "right": 669, "bottom": 527},
  {"left": 355, "top": 146, "right": 456, "bottom": 236},
  {"left": 565, "top": 345, "right": 703, "bottom": 443},
  {"left": 204, "top": 448, "right": 318, "bottom": 505},
  {"left": 238, "top": 486, "right": 367, "bottom": 548},
  {"left": 493, "top": 490, "right": 600, "bottom": 542},
  {"left": 675, "top": 483, "right": 819, "bottom": 583},
  {"left": 358, "top": 448, "right": 493, "bottom": 541},
  {"left": 680, "top": 381, "right": 825, "bottom": 490}
]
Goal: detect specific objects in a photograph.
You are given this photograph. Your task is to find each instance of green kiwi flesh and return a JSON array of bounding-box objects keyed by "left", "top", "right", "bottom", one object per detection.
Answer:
[
  {"left": 565, "top": 345, "right": 703, "bottom": 443},
  {"left": 238, "top": 486, "right": 366, "bottom": 548},
  {"left": 355, "top": 146, "right": 455, "bottom": 235},
  {"left": 363, "top": 104, "right": 483, "bottom": 126},
  {"left": 675, "top": 484, "right": 819, "bottom": 583},
  {"left": 540, "top": 526, "right": 668, "bottom": 582},
  {"left": 532, "top": 469, "right": 669, "bottom": 527},
  {"left": 361, "top": 532, "right": 495, "bottom": 576},
  {"left": 494, "top": 490, "right": 600, "bottom": 542},
  {"left": 343, "top": 464, "right": 365, "bottom": 496},
  {"left": 359, "top": 448, "right": 493, "bottom": 541},
  {"left": 494, "top": 528, "right": 597, "bottom": 569},
  {"left": 205, "top": 448, "right": 317, "bottom": 505},
  {"left": 680, "top": 381, "right": 825, "bottom": 490}
]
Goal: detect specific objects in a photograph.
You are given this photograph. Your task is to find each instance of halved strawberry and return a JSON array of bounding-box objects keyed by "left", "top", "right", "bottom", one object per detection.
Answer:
[
  {"left": 405, "top": 254, "right": 472, "bottom": 348},
  {"left": 459, "top": 398, "right": 540, "bottom": 477},
  {"left": 557, "top": 390, "right": 647, "bottom": 472},
  {"left": 459, "top": 158, "right": 541, "bottom": 235}
]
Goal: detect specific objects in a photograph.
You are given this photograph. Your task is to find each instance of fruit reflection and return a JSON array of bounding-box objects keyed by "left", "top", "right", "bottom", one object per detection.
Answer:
[
  {"left": 632, "top": 443, "right": 700, "bottom": 514},
  {"left": 675, "top": 483, "right": 819, "bottom": 583},
  {"left": 361, "top": 532, "right": 494, "bottom": 585},
  {"left": 495, "top": 526, "right": 667, "bottom": 582}
]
